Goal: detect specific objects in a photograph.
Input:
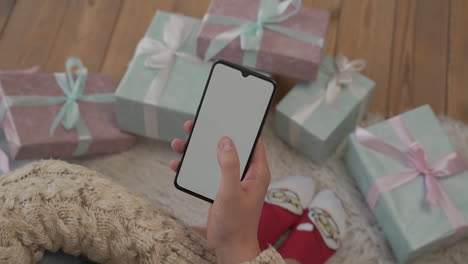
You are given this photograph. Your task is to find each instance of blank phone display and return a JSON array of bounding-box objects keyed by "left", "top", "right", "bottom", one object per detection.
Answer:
[{"left": 175, "top": 63, "right": 274, "bottom": 202}]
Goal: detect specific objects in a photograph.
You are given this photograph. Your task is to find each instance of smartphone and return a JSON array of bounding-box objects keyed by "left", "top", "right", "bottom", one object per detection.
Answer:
[{"left": 174, "top": 60, "right": 276, "bottom": 203}]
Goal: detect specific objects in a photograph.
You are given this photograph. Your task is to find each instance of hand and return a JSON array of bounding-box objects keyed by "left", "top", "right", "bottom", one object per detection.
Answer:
[{"left": 170, "top": 121, "right": 271, "bottom": 264}]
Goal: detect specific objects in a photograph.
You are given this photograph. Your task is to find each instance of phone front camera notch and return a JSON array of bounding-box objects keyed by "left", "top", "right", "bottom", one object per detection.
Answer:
[{"left": 242, "top": 71, "right": 249, "bottom": 78}]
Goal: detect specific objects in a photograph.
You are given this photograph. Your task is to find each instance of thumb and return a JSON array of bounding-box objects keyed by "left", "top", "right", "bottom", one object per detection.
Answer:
[{"left": 217, "top": 136, "right": 241, "bottom": 196}]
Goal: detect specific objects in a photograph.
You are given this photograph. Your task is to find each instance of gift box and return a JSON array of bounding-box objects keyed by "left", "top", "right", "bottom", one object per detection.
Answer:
[
  {"left": 116, "top": 11, "right": 212, "bottom": 142},
  {"left": 0, "top": 126, "right": 34, "bottom": 173},
  {"left": 0, "top": 58, "right": 136, "bottom": 159},
  {"left": 197, "top": 0, "right": 330, "bottom": 80},
  {"left": 275, "top": 55, "right": 375, "bottom": 165},
  {"left": 345, "top": 105, "right": 468, "bottom": 263}
]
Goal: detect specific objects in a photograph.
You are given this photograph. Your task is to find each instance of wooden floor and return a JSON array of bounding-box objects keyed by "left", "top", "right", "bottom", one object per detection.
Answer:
[{"left": 0, "top": 0, "right": 467, "bottom": 123}]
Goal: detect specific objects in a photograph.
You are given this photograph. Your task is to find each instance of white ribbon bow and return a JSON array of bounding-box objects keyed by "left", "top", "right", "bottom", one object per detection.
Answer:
[
  {"left": 135, "top": 15, "right": 203, "bottom": 104},
  {"left": 292, "top": 54, "right": 367, "bottom": 124}
]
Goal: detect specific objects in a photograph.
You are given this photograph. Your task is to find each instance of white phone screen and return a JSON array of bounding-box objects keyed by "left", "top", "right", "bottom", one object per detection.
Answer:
[{"left": 175, "top": 62, "right": 275, "bottom": 202}]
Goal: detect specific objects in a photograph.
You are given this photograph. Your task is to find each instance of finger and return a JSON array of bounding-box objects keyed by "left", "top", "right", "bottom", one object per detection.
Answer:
[
  {"left": 184, "top": 120, "right": 194, "bottom": 134},
  {"left": 241, "top": 138, "right": 270, "bottom": 195},
  {"left": 169, "top": 160, "right": 180, "bottom": 172},
  {"left": 217, "top": 136, "right": 241, "bottom": 196},
  {"left": 171, "top": 138, "right": 187, "bottom": 153}
]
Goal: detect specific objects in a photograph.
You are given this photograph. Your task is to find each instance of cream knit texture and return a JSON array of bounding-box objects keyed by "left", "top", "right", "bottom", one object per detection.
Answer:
[
  {"left": 0, "top": 160, "right": 284, "bottom": 264},
  {"left": 240, "top": 247, "right": 286, "bottom": 264}
]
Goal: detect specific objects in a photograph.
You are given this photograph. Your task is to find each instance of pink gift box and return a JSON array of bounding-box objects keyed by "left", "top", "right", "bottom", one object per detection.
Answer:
[
  {"left": 197, "top": 0, "right": 330, "bottom": 80},
  {"left": 0, "top": 73, "right": 136, "bottom": 159}
]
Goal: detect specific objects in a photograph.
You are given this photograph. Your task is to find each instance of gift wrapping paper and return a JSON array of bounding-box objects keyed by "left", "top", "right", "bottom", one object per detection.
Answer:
[
  {"left": 0, "top": 73, "right": 135, "bottom": 159},
  {"left": 0, "top": 126, "right": 34, "bottom": 173},
  {"left": 116, "top": 11, "right": 212, "bottom": 142},
  {"left": 197, "top": 0, "right": 330, "bottom": 80}
]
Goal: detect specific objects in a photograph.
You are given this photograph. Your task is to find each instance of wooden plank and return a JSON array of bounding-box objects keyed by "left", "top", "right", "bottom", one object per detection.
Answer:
[
  {"left": 336, "top": 0, "right": 396, "bottom": 115},
  {"left": 386, "top": 0, "right": 416, "bottom": 116},
  {"left": 44, "top": 0, "right": 123, "bottom": 72},
  {"left": 0, "top": 0, "right": 68, "bottom": 69},
  {"left": 388, "top": 0, "right": 450, "bottom": 116},
  {"left": 0, "top": 0, "right": 15, "bottom": 36},
  {"left": 447, "top": 0, "right": 468, "bottom": 123},
  {"left": 172, "top": 0, "right": 210, "bottom": 18},
  {"left": 274, "top": 0, "right": 342, "bottom": 106},
  {"left": 101, "top": 0, "right": 175, "bottom": 81}
]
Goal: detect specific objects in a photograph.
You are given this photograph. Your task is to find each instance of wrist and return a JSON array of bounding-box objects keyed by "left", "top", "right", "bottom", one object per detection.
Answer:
[{"left": 215, "top": 239, "right": 261, "bottom": 264}]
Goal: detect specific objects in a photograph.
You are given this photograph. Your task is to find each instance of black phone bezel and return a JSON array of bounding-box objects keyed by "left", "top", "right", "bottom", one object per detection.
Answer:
[{"left": 173, "top": 60, "right": 277, "bottom": 203}]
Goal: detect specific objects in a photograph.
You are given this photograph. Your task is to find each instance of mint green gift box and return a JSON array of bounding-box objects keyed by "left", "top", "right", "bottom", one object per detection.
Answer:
[
  {"left": 345, "top": 105, "right": 468, "bottom": 263},
  {"left": 115, "top": 11, "right": 212, "bottom": 142},
  {"left": 275, "top": 55, "right": 375, "bottom": 165}
]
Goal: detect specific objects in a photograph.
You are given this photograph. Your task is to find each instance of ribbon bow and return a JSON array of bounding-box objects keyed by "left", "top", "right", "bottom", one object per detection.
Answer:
[
  {"left": 203, "top": 0, "right": 324, "bottom": 61},
  {"left": 292, "top": 54, "right": 367, "bottom": 125},
  {"left": 45, "top": 58, "right": 115, "bottom": 134},
  {"left": 0, "top": 58, "right": 115, "bottom": 156},
  {"left": 50, "top": 58, "right": 105, "bottom": 134},
  {"left": 356, "top": 116, "right": 468, "bottom": 230},
  {"left": 135, "top": 15, "right": 202, "bottom": 104}
]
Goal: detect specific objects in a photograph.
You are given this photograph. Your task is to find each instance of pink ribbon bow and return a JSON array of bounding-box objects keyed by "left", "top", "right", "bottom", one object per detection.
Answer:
[{"left": 356, "top": 116, "right": 468, "bottom": 232}]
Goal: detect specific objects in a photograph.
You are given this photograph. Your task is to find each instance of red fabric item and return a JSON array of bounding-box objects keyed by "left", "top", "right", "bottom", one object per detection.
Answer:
[
  {"left": 257, "top": 202, "right": 301, "bottom": 250},
  {"left": 278, "top": 210, "right": 336, "bottom": 264}
]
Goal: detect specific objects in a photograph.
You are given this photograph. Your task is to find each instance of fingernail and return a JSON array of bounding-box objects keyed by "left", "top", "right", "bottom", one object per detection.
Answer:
[{"left": 219, "top": 137, "right": 233, "bottom": 152}]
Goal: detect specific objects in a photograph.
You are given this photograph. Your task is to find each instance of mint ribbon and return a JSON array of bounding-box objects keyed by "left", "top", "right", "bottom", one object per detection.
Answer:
[
  {"left": 1, "top": 57, "right": 115, "bottom": 156},
  {"left": 202, "top": 0, "right": 324, "bottom": 64}
]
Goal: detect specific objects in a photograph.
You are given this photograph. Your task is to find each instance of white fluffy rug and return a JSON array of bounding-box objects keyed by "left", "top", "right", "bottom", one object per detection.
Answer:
[{"left": 72, "top": 113, "right": 468, "bottom": 264}]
